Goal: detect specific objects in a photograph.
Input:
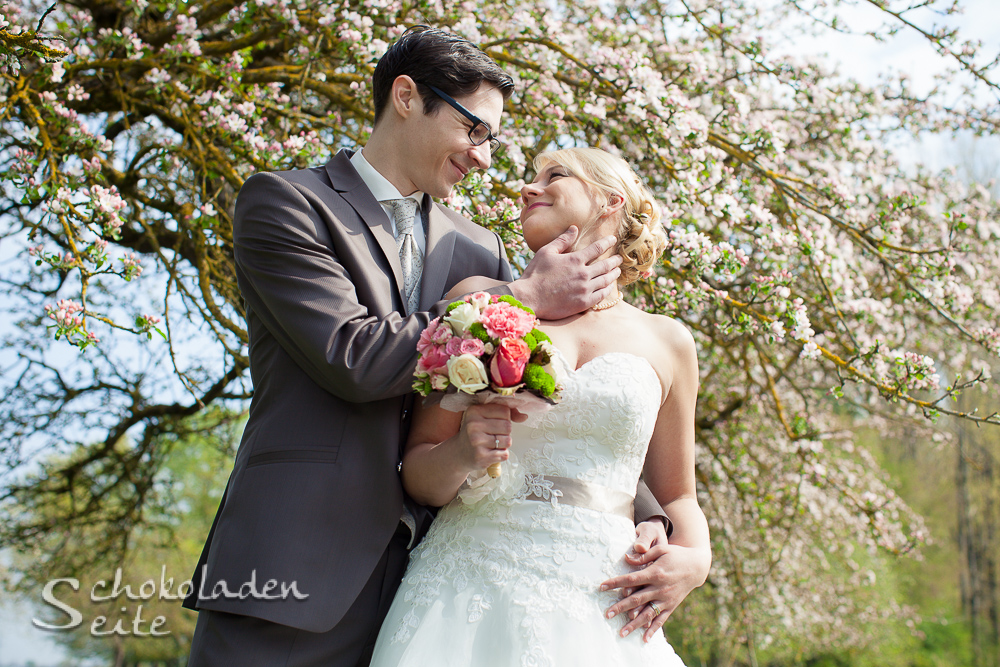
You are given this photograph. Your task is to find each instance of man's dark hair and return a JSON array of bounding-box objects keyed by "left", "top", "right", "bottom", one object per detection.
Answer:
[{"left": 372, "top": 26, "right": 515, "bottom": 124}]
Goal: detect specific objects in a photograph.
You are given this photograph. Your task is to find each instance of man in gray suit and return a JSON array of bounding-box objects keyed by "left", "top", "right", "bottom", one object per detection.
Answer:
[{"left": 185, "top": 27, "right": 674, "bottom": 666}]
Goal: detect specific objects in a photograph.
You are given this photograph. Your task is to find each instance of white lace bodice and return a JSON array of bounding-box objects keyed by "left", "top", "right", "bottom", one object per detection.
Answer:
[{"left": 514, "top": 351, "right": 662, "bottom": 494}]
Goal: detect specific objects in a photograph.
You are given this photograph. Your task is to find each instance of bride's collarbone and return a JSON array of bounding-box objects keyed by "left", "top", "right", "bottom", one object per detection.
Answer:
[{"left": 540, "top": 315, "right": 639, "bottom": 365}]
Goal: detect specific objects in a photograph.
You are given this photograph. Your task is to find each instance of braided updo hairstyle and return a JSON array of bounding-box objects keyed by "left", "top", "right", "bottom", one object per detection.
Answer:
[{"left": 532, "top": 147, "right": 667, "bottom": 285}]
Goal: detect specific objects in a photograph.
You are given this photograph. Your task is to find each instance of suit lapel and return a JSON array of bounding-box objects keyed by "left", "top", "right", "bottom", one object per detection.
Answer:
[
  {"left": 420, "top": 197, "right": 457, "bottom": 310},
  {"left": 325, "top": 151, "right": 405, "bottom": 301}
]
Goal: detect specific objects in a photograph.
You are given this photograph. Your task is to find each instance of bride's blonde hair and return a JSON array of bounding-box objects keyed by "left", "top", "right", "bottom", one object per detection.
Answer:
[{"left": 533, "top": 147, "right": 667, "bottom": 285}]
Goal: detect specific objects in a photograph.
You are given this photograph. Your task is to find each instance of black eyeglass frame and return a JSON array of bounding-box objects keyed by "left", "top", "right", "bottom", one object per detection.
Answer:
[{"left": 424, "top": 84, "right": 502, "bottom": 155}]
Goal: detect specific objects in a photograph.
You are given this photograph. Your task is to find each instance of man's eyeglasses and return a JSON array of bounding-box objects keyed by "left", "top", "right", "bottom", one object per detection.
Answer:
[{"left": 425, "top": 84, "right": 502, "bottom": 155}]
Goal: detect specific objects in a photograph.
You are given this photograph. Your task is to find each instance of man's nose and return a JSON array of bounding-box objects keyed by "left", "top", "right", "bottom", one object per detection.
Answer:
[{"left": 469, "top": 142, "right": 491, "bottom": 171}]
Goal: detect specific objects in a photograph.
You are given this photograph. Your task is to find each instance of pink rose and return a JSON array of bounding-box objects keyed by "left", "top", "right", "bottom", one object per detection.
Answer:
[
  {"left": 489, "top": 338, "right": 531, "bottom": 387},
  {"left": 417, "top": 345, "right": 450, "bottom": 373},
  {"left": 445, "top": 337, "right": 465, "bottom": 357},
  {"left": 417, "top": 318, "right": 452, "bottom": 354},
  {"left": 481, "top": 302, "right": 536, "bottom": 340},
  {"left": 430, "top": 320, "right": 453, "bottom": 345},
  {"left": 459, "top": 338, "right": 485, "bottom": 356},
  {"left": 446, "top": 336, "right": 486, "bottom": 358}
]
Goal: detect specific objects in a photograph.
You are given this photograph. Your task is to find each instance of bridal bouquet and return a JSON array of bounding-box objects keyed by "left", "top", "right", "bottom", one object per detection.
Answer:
[{"left": 413, "top": 292, "right": 563, "bottom": 477}]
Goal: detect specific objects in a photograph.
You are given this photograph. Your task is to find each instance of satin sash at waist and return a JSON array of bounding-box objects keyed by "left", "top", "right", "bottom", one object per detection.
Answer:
[{"left": 523, "top": 475, "right": 634, "bottom": 520}]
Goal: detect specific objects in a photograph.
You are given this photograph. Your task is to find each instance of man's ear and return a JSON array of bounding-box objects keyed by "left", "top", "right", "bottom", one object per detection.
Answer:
[{"left": 390, "top": 75, "right": 421, "bottom": 120}]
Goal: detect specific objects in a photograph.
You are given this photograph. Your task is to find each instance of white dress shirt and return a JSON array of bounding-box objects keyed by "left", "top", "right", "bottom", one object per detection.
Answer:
[{"left": 350, "top": 149, "right": 426, "bottom": 254}]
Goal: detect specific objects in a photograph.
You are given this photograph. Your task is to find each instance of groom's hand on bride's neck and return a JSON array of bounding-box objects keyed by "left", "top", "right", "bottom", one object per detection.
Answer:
[{"left": 508, "top": 227, "right": 623, "bottom": 320}]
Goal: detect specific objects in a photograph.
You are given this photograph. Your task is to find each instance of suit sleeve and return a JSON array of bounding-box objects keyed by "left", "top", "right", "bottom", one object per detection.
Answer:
[
  {"left": 495, "top": 229, "right": 515, "bottom": 283},
  {"left": 634, "top": 480, "right": 672, "bottom": 535},
  {"left": 233, "top": 172, "right": 509, "bottom": 403}
]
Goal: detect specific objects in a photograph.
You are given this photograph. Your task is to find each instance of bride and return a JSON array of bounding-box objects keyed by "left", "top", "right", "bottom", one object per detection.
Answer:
[{"left": 369, "top": 147, "right": 711, "bottom": 666}]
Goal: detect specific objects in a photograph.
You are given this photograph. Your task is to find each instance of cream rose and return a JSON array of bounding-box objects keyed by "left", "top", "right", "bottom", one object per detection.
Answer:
[
  {"left": 447, "top": 354, "right": 489, "bottom": 394},
  {"left": 445, "top": 302, "right": 480, "bottom": 335},
  {"left": 537, "top": 341, "right": 566, "bottom": 387}
]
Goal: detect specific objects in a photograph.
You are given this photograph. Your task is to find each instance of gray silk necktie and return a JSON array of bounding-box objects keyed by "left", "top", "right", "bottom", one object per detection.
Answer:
[{"left": 383, "top": 198, "right": 422, "bottom": 314}]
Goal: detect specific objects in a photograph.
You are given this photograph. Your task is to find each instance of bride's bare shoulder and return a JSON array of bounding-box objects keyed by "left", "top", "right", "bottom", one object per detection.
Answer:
[
  {"left": 631, "top": 306, "right": 697, "bottom": 359},
  {"left": 446, "top": 276, "right": 508, "bottom": 300}
]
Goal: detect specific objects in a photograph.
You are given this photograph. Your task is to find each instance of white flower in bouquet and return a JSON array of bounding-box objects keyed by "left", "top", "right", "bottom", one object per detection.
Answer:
[
  {"left": 536, "top": 340, "right": 566, "bottom": 389},
  {"left": 468, "top": 291, "right": 492, "bottom": 310},
  {"left": 445, "top": 302, "right": 480, "bottom": 334},
  {"left": 447, "top": 354, "right": 490, "bottom": 394}
]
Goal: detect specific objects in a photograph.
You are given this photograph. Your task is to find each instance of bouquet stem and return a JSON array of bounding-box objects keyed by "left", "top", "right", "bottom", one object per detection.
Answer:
[{"left": 487, "top": 462, "right": 502, "bottom": 478}]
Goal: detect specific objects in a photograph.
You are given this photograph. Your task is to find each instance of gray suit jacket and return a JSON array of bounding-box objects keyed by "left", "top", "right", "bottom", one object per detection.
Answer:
[
  {"left": 184, "top": 150, "right": 666, "bottom": 633},
  {"left": 183, "top": 150, "right": 513, "bottom": 632}
]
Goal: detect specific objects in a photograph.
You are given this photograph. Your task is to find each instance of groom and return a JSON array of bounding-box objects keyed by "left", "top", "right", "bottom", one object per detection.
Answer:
[{"left": 185, "top": 27, "right": 673, "bottom": 666}]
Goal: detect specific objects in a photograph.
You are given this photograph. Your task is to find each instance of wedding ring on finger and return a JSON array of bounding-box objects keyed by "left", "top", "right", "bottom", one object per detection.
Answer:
[
  {"left": 649, "top": 602, "right": 663, "bottom": 617},
  {"left": 494, "top": 437, "right": 501, "bottom": 450}
]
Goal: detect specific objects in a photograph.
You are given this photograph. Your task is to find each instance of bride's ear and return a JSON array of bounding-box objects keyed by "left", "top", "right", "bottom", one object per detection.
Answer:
[{"left": 601, "top": 193, "right": 625, "bottom": 219}]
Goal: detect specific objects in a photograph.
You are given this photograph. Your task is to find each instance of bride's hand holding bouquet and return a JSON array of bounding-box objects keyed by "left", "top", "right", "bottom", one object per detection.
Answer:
[{"left": 450, "top": 403, "right": 515, "bottom": 481}]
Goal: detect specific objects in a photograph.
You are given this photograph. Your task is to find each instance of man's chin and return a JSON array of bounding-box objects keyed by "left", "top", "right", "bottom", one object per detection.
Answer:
[{"left": 428, "top": 183, "right": 456, "bottom": 200}]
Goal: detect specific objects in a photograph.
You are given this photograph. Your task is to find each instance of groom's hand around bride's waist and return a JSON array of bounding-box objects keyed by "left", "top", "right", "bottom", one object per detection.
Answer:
[{"left": 599, "top": 521, "right": 710, "bottom": 642}]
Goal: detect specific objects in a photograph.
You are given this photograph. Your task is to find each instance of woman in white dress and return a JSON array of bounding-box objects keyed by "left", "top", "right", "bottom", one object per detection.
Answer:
[{"left": 370, "top": 147, "right": 711, "bottom": 666}]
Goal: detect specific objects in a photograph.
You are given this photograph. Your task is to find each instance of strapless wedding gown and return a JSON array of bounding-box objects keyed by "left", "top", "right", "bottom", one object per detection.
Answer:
[{"left": 369, "top": 352, "right": 686, "bottom": 667}]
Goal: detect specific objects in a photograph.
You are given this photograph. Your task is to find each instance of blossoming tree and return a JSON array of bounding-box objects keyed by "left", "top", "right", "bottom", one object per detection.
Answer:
[{"left": 2, "top": 0, "right": 998, "bottom": 661}]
